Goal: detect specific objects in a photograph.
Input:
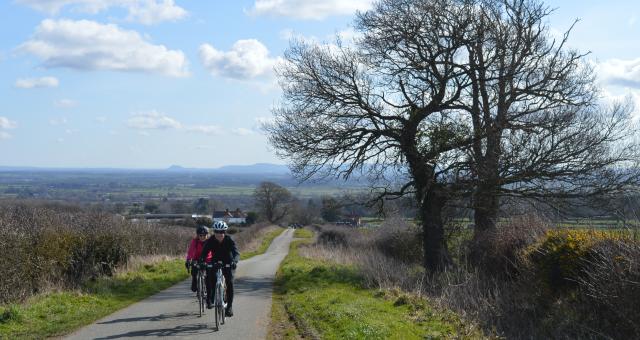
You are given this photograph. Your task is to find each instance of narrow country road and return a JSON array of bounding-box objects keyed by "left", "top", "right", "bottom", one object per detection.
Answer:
[{"left": 65, "top": 228, "right": 294, "bottom": 340}]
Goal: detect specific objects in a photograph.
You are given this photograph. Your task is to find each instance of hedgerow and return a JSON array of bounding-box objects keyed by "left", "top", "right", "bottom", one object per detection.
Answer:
[{"left": 0, "top": 201, "right": 192, "bottom": 303}]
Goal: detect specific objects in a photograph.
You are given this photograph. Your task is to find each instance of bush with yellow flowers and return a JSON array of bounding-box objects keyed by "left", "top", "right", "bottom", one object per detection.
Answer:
[{"left": 527, "top": 229, "right": 631, "bottom": 291}]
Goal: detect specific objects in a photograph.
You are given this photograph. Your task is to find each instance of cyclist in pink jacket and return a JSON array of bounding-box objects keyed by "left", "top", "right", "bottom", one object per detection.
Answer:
[{"left": 185, "top": 225, "right": 213, "bottom": 292}]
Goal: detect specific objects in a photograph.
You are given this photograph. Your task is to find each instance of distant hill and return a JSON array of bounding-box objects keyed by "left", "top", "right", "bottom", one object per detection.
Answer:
[
  {"left": 163, "top": 163, "right": 290, "bottom": 174},
  {"left": 213, "top": 163, "right": 289, "bottom": 174}
]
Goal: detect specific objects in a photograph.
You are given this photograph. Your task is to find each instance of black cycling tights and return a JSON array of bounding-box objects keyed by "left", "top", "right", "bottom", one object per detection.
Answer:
[{"left": 206, "top": 267, "right": 234, "bottom": 307}]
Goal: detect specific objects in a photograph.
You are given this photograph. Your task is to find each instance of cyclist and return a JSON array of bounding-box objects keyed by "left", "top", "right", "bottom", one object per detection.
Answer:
[
  {"left": 198, "top": 220, "right": 239, "bottom": 317},
  {"left": 185, "top": 225, "right": 212, "bottom": 292}
]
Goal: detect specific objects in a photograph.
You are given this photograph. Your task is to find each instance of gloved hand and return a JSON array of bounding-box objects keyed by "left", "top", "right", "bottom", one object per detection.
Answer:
[
  {"left": 198, "top": 261, "right": 206, "bottom": 270},
  {"left": 185, "top": 260, "right": 190, "bottom": 270},
  {"left": 231, "top": 262, "right": 237, "bottom": 270}
]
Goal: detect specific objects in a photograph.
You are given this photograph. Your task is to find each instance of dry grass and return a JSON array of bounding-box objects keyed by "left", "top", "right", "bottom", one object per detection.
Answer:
[
  {"left": 299, "top": 217, "right": 640, "bottom": 339},
  {"left": 114, "top": 254, "right": 183, "bottom": 275},
  {"left": 235, "top": 223, "right": 280, "bottom": 254}
]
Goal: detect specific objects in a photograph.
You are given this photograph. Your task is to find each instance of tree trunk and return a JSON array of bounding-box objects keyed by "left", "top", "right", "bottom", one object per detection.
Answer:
[
  {"left": 473, "top": 185, "right": 499, "bottom": 240},
  {"left": 420, "top": 187, "right": 450, "bottom": 272},
  {"left": 402, "top": 119, "right": 450, "bottom": 272}
]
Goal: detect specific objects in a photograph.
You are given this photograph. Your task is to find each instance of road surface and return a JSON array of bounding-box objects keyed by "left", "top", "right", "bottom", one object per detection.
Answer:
[{"left": 65, "top": 228, "right": 294, "bottom": 339}]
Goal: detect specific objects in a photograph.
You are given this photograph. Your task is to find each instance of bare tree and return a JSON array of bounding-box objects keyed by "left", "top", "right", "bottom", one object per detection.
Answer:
[
  {"left": 254, "top": 181, "right": 292, "bottom": 223},
  {"left": 265, "top": 0, "right": 477, "bottom": 271},
  {"left": 458, "top": 0, "right": 640, "bottom": 238}
]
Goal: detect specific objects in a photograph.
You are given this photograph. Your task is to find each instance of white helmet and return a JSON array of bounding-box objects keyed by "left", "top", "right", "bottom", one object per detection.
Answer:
[{"left": 213, "top": 220, "right": 228, "bottom": 231}]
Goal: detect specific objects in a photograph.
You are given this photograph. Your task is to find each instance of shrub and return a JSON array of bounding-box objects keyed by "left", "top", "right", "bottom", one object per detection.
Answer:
[
  {"left": 194, "top": 216, "right": 212, "bottom": 226},
  {"left": 371, "top": 217, "right": 423, "bottom": 265},
  {"left": 317, "top": 228, "right": 349, "bottom": 247},
  {"left": 0, "top": 201, "right": 191, "bottom": 303},
  {"left": 574, "top": 239, "right": 640, "bottom": 338},
  {"left": 527, "top": 229, "right": 625, "bottom": 290},
  {"left": 469, "top": 214, "right": 548, "bottom": 278}
]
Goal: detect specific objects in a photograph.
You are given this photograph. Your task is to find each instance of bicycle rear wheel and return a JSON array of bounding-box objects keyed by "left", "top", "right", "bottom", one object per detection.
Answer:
[{"left": 197, "top": 274, "right": 205, "bottom": 317}]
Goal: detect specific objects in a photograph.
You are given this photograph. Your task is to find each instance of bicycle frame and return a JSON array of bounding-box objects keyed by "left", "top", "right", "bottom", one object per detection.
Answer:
[{"left": 209, "top": 261, "right": 229, "bottom": 330}]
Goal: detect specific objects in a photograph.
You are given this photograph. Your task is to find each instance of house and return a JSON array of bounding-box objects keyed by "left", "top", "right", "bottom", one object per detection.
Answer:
[{"left": 212, "top": 208, "right": 247, "bottom": 224}]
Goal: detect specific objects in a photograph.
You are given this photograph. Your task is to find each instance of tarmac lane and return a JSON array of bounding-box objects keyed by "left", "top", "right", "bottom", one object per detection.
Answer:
[{"left": 64, "top": 228, "right": 295, "bottom": 340}]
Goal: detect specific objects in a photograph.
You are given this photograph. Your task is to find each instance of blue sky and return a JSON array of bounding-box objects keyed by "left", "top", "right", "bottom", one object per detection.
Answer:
[{"left": 0, "top": 0, "right": 638, "bottom": 168}]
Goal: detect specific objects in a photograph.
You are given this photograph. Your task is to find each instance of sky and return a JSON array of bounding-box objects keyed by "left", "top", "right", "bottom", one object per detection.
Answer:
[{"left": 0, "top": 0, "right": 638, "bottom": 169}]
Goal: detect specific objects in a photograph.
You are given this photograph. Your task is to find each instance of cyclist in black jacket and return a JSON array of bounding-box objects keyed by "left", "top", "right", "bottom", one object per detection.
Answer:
[{"left": 199, "top": 220, "right": 240, "bottom": 317}]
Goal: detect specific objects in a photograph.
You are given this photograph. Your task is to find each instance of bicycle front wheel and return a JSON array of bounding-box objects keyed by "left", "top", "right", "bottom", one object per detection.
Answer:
[{"left": 213, "top": 284, "right": 219, "bottom": 330}]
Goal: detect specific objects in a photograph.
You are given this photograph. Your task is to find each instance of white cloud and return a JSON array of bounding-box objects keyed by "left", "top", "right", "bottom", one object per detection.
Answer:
[
  {"left": 0, "top": 117, "right": 17, "bottom": 130},
  {"left": 126, "top": 110, "right": 226, "bottom": 135},
  {"left": 598, "top": 58, "right": 640, "bottom": 88},
  {"left": 250, "top": 0, "right": 373, "bottom": 20},
  {"left": 185, "top": 125, "right": 223, "bottom": 135},
  {"left": 199, "top": 39, "right": 279, "bottom": 80},
  {"left": 16, "top": 0, "right": 109, "bottom": 14},
  {"left": 15, "top": 76, "right": 59, "bottom": 88},
  {"left": 0, "top": 117, "right": 17, "bottom": 139},
  {"left": 54, "top": 99, "right": 77, "bottom": 108},
  {"left": 18, "top": 19, "right": 189, "bottom": 77},
  {"left": 127, "top": 110, "right": 181, "bottom": 129},
  {"left": 16, "top": 0, "right": 188, "bottom": 25},
  {"left": 232, "top": 127, "right": 255, "bottom": 136},
  {"left": 96, "top": 116, "right": 108, "bottom": 123},
  {"left": 49, "top": 117, "right": 68, "bottom": 126},
  {"left": 126, "top": 0, "right": 188, "bottom": 25},
  {"left": 630, "top": 15, "right": 638, "bottom": 28},
  {"left": 602, "top": 88, "right": 640, "bottom": 119}
]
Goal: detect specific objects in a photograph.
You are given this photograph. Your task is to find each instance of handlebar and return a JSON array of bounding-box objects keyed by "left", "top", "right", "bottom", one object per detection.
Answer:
[{"left": 205, "top": 261, "right": 231, "bottom": 269}]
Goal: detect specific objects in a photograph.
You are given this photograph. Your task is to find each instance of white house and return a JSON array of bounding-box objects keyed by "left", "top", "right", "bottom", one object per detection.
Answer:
[{"left": 212, "top": 208, "right": 247, "bottom": 224}]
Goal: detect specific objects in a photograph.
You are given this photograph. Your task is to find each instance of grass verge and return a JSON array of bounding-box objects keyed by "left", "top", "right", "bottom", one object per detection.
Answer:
[
  {"left": 0, "top": 259, "right": 188, "bottom": 339},
  {"left": 241, "top": 227, "right": 286, "bottom": 260},
  {"left": 293, "top": 228, "right": 313, "bottom": 239},
  {"left": 269, "top": 237, "right": 483, "bottom": 340}
]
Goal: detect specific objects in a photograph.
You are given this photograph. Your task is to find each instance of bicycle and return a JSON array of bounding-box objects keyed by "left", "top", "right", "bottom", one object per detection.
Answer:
[
  {"left": 208, "top": 261, "right": 229, "bottom": 331},
  {"left": 195, "top": 262, "right": 207, "bottom": 317}
]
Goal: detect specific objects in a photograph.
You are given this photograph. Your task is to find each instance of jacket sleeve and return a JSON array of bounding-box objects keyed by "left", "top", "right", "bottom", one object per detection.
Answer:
[
  {"left": 186, "top": 239, "right": 196, "bottom": 260},
  {"left": 198, "top": 239, "right": 211, "bottom": 263},
  {"left": 229, "top": 237, "right": 240, "bottom": 263}
]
